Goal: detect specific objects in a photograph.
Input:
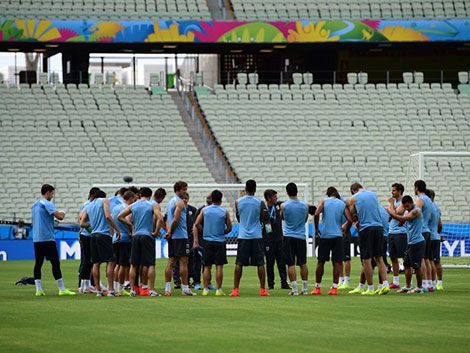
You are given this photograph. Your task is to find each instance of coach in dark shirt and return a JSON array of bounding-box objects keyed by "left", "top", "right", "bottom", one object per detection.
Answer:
[{"left": 263, "top": 189, "right": 289, "bottom": 290}]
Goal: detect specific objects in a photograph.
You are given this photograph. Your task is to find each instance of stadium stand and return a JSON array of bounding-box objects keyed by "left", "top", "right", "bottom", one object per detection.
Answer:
[
  {"left": 231, "top": 0, "right": 470, "bottom": 20},
  {"left": 0, "top": 0, "right": 211, "bottom": 20},
  {"left": 197, "top": 72, "right": 470, "bottom": 221},
  {"left": 0, "top": 83, "right": 215, "bottom": 222}
]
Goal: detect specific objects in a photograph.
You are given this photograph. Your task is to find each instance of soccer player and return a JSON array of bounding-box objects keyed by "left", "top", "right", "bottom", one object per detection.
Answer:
[
  {"left": 151, "top": 187, "right": 167, "bottom": 207},
  {"left": 111, "top": 190, "right": 136, "bottom": 296},
  {"left": 230, "top": 179, "right": 269, "bottom": 297},
  {"left": 313, "top": 187, "right": 351, "bottom": 295},
  {"left": 173, "top": 192, "right": 199, "bottom": 289},
  {"left": 78, "top": 187, "right": 100, "bottom": 293},
  {"left": 164, "top": 181, "right": 196, "bottom": 296},
  {"left": 193, "top": 189, "right": 232, "bottom": 296},
  {"left": 387, "top": 183, "right": 407, "bottom": 289},
  {"left": 118, "top": 187, "right": 163, "bottom": 297},
  {"left": 426, "top": 189, "right": 444, "bottom": 290},
  {"left": 338, "top": 196, "right": 352, "bottom": 290},
  {"left": 263, "top": 189, "right": 289, "bottom": 290},
  {"left": 347, "top": 183, "right": 389, "bottom": 295},
  {"left": 414, "top": 180, "right": 433, "bottom": 292},
  {"left": 109, "top": 187, "right": 127, "bottom": 211},
  {"left": 32, "top": 184, "right": 75, "bottom": 296},
  {"left": 80, "top": 189, "right": 120, "bottom": 296},
  {"left": 281, "top": 182, "right": 309, "bottom": 296},
  {"left": 388, "top": 195, "right": 426, "bottom": 294}
]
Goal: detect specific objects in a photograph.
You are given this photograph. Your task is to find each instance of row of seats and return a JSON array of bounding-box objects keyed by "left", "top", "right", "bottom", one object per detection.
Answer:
[
  {"left": 0, "top": 84, "right": 215, "bottom": 222},
  {"left": 197, "top": 74, "right": 470, "bottom": 222},
  {"left": 1, "top": 0, "right": 211, "bottom": 20},
  {"left": 232, "top": 0, "right": 470, "bottom": 20}
]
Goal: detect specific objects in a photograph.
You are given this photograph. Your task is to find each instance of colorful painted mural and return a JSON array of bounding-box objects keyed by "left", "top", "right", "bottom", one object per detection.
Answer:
[{"left": 0, "top": 18, "right": 469, "bottom": 44}]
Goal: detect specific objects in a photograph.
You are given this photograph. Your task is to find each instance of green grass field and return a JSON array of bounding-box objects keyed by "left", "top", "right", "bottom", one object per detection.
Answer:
[{"left": 1, "top": 258, "right": 469, "bottom": 353}]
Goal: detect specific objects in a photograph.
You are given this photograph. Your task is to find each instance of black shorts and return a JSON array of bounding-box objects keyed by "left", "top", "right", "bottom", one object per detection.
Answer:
[
  {"left": 115, "top": 242, "right": 132, "bottom": 266},
  {"left": 359, "top": 226, "right": 383, "bottom": 260},
  {"left": 404, "top": 241, "right": 425, "bottom": 270},
  {"left": 91, "top": 233, "right": 115, "bottom": 264},
  {"left": 130, "top": 235, "right": 156, "bottom": 266},
  {"left": 430, "top": 240, "right": 441, "bottom": 263},
  {"left": 389, "top": 233, "right": 407, "bottom": 259},
  {"left": 342, "top": 232, "right": 351, "bottom": 261},
  {"left": 236, "top": 238, "right": 265, "bottom": 266},
  {"left": 318, "top": 237, "right": 343, "bottom": 262},
  {"left": 202, "top": 240, "right": 228, "bottom": 266},
  {"left": 34, "top": 241, "right": 59, "bottom": 261},
  {"left": 283, "top": 236, "right": 307, "bottom": 266},
  {"left": 423, "top": 232, "right": 432, "bottom": 259},
  {"left": 168, "top": 238, "right": 190, "bottom": 258}
]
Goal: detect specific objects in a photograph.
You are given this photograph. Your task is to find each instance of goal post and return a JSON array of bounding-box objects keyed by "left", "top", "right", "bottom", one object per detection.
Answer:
[
  {"left": 85, "top": 183, "right": 315, "bottom": 257},
  {"left": 406, "top": 151, "right": 470, "bottom": 268}
]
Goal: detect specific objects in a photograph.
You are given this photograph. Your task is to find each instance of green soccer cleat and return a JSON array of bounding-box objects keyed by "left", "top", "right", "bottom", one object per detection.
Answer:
[
  {"left": 215, "top": 290, "right": 226, "bottom": 296},
  {"left": 202, "top": 289, "right": 210, "bottom": 296},
  {"left": 58, "top": 289, "right": 76, "bottom": 296},
  {"left": 348, "top": 287, "right": 364, "bottom": 294},
  {"left": 120, "top": 289, "right": 131, "bottom": 297},
  {"left": 338, "top": 283, "right": 350, "bottom": 290},
  {"left": 436, "top": 284, "right": 444, "bottom": 291},
  {"left": 378, "top": 286, "right": 390, "bottom": 295},
  {"left": 35, "top": 290, "right": 46, "bottom": 297},
  {"left": 361, "top": 289, "right": 376, "bottom": 296}
]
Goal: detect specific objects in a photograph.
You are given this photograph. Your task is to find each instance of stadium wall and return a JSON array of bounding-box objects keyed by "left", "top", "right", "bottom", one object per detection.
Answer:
[
  {"left": 1, "top": 19, "right": 470, "bottom": 44},
  {"left": 1, "top": 224, "right": 469, "bottom": 260}
]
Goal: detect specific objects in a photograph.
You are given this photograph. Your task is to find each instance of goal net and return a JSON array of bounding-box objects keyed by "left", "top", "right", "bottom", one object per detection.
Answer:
[
  {"left": 85, "top": 183, "right": 314, "bottom": 257},
  {"left": 406, "top": 152, "right": 470, "bottom": 267}
]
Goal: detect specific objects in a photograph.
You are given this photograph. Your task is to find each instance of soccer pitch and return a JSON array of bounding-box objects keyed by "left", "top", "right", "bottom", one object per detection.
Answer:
[{"left": 1, "top": 258, "right": 469, "bottom": 353}]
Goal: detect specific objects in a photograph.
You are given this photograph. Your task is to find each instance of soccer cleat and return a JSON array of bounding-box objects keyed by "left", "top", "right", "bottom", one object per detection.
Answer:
[
  {"left": 120, "top": 289, "right": 131, "bottom": 297},
  {"left": 328, "top": 288, "right": 338, "bottom": 296},
  {"left": 35, "top": 290, "right": 46, "bottom": 297},
  {"left": 288, "top": 290, "right": 299, "bottom": 296},
  {"left": 107, "top": 291, "right": 120, "bottom": 297},
  {"left": 59, "top": 289, "right": 76, "bottom": 296},
  {"left": 361, "top": 289, "right": 376, "bottom": 296},
  {"left": 202, "top": 289, "right": 210, "bottom": 296},
  {"left": 397, "top": 287, "right": 411, "bottom": 293},
  {"left": 140, "top": 288, "right": 150, "bottom": 296},
  {"left": 408, "top": 288, "right": 423, "bottom": 294},
  {"left": 215, "top": 290, "right": 226, "bottom": 296},
  {"left": 311, "top": 287, "right": 321, "bottom": 295},
  {"left": 389, "top": 283, "right": 400, "bottom": 289},
  {"left": 194, "top": 283, "right": 202, "bottom": 291},
  {"left": 149, "top": 290, "right": 161, "bottom": 297},
  {"left": 348, "top": 287, "right": 365, "bottom": 294},
  {"left": 96, "top": 291, "right": 105, "bottom": 297},
  {"left": 422, "top": 287, "right": 429, "bottom": 293},
  {"left": 338, "top": 283, "right": 350, "bottom": 290},
  {"left": 229, "top": 288, "right": 239, "bottom": 297},
  {"left": 130, "top": 290, "right": 137, "bottom": 297},
  {"left": 83, "top": 286, "right": 96, "bottom": 294},
  {"left": 378, "top": 286, "right": 390, "bottom": 295},
  {"left": 133, "top": 286, "right": 141, "bottom": 296},
  {"left": 164, "top": 291, "right": 172, "bottom": 297},
  {"left": 208, "top": 283, "right": 217, "bottom": 290},
  {"left": 374, "top": 287, "right": 382, "bottom": 295},
  {"left": 428, "top": 287, "right": 434, "bottom": 293},
  {"left": 182, "top": 289, "right": 197, "bottom": 296},
  {"left": 259, "top": 288, "right": 270, "bottom": 296},
  {"left": 436, "top": 284, "right": 444, "bottom": 291}
]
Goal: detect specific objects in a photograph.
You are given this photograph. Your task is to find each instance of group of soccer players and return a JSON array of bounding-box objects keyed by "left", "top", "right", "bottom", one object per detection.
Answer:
[{"left": 31, "top": 178, "right": 444, "bottom": 297}]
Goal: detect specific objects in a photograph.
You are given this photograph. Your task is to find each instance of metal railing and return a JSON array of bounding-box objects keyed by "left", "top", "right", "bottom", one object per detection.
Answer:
[{"left": 176, "top": 76, "right": 240, "bottom": 184}]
